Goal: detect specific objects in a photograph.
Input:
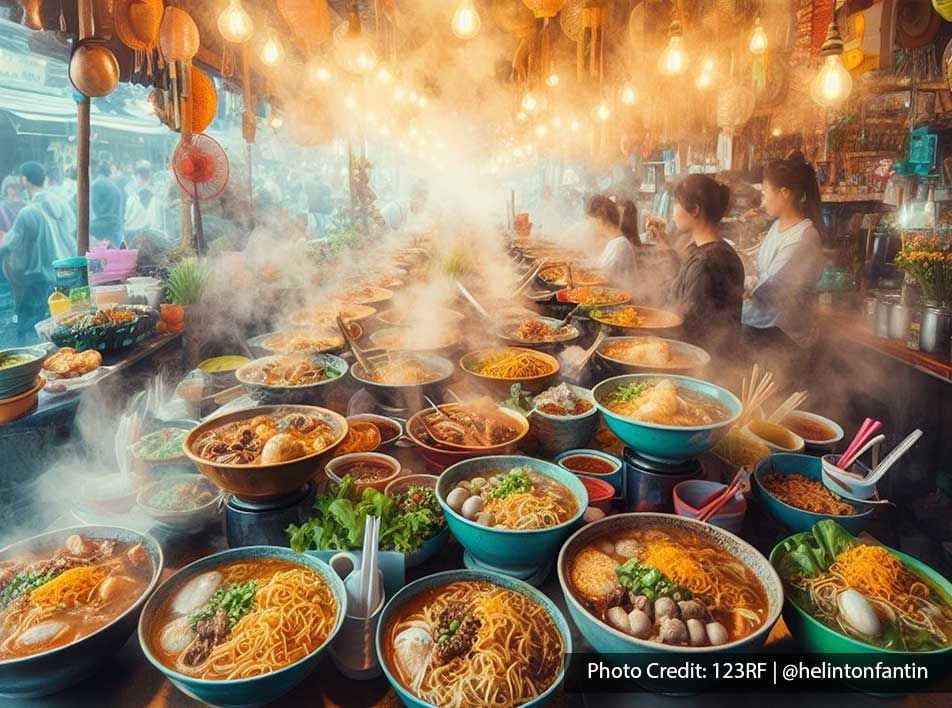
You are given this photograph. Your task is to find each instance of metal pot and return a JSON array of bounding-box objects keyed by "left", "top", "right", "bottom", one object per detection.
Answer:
[
  {"left": 920, "top": 305, "right": 952, "bottom": 355},
  {"left": 875, "top": 295, "right": 898, "bottom": 338},
  {"left": 888, "top": 302, "right": 910, "bottom": 340}
]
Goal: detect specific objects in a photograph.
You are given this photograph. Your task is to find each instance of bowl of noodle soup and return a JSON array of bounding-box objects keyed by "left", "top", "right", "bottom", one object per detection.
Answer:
[
  {"left": 376, "top": 569, "right": 571, "bottom": 707},
  {"left": 436, "top": 456, "right": 587, "bottom": 578},
  {"left": 0, "top": 525, "right": 163, "bottom": 698},
  {"left": 557, "top": 513, "right": 783, "bottom": 661},
  {"left": 138, "top": 546, "right": 346, "bottom": 707}
]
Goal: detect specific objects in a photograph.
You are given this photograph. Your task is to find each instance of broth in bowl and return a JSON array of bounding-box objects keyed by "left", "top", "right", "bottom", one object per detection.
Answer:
[{"left": 600, "top": 378, "right": 730, "bottom": 427}]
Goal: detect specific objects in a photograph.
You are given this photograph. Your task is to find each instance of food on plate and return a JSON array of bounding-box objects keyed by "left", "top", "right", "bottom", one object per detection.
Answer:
[
  {"left": 289, "top": 304, "right": 376, "bottom": 327},
  {"left": 59, "top": 307, "right": 137, "bottom": 329},
  {"left": 146, "top": 558, "right": 338, "bottom": 678},
  {"left": 360, "top": 357, "right": 444, "bottom": 385},
  {"left": 599, "top": 337, "right": 701, "bottom": 368},
  {"left": 43, "top": 347, "right": 102, "bottom": 378},
  {"left": 444, "top": 466, "right": 579, "bottom": 530},
  {"left": 0, "top": 353, "right": 35, "bottom": 369},
  {"left": 333, "top": 458, "right": 396, "bottom": 485},
  {"left": 334, "top": 421, "right": 381, "bottom": 455},
  {"left": 131, "top": 428, "right": 188, "bottom": 462},
  {"left": 713, "top": 427, "right": 771, "bottom": 467},
  {"left": 288, "top": 475, "right": 445, "bottom": 554},
  {"left": 413, "top": 400, "right": 520, "bottom": 449},
  {"left": 539, "top": 263, "right": 603, "bottom": 287},
  {"left": 533, "top": 383, "right": 593, "bottom": 416},
  {"left": 191, "top": 410, "right": 338, "bottom": 465},
  {"left": 241, "top": 354, "right": 342, "bottom": 387},
  {"left": 760, "top": 472, "right": 857, "bottom": 516},
  {"left": 0, "top": 535, "right": 153, "bottom": 659},
  {"left": 567, "top": 525, "right": 769, "bottom": 646},
  {"left": 774, "top": 521, "right": 952, "bottom": 652},
  {"left": 589, "top": 306, "right": 643, "bottom": 328},
  {"left": 261, "top": 330, "right": 344, "bottom": 354},
  {"left": 559, "top": 454, "right": 617, "bottom": 475},
  {"left": 467, "top": 347, "right": 555, "bottom": 379},
  {"left": 782, "top": 415, "right": 837, "bottom": 442},
  {"left": 508, "top": 318, "right": 573, "bottom": 342},
  {"left": 557, "top": 286, "right": 629, "bottom": 306},
  {"left": 142, "top": 477, "right": 218, "bottom": 512},
  {"left": 600, "top": 379, "right": 730, "bottom": 426},
  {"left": 383, "top": 580, "right": 563, "bottom": 706}
]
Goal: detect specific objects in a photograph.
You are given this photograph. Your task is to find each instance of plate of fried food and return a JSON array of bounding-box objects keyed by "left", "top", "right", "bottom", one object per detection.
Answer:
[{"left": 42, "top": 347, "right": 107, "bottom": 393}]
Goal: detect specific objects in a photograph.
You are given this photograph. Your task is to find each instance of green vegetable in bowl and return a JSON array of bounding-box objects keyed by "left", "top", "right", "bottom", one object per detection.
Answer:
[
  {"left": 131, "top": 428, "right": 188, "bottom": 462},
  {"left": 0, "top": 354, "right": 34, "bottom": 370},
  {"left": 491, "top": 468, "right": 532, "bottom": 499},
  {"left": 189, "top": 581, "right": 258, "bottom": 630},
  {"left": 608, "top": 382, "right": 647, "bottom": 404},
  {"left": 616, "top": 559, "right": 692, "bottom": 602},
  {"left": 287, "top": 476, "right": 445, "bottom": 555}
]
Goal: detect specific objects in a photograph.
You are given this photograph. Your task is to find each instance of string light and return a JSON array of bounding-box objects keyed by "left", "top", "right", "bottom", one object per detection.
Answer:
[
  {"left": 658, "top": 20, "right": 688, "bottom": 76},
  {"left": 771, "top": 127, "right": 782, "bottom": 137},
  {"left": 620, "top": 81, "right": 637, "bottom": 106},
  {"left": 569, "top": 118, "right": 580, "bottom": 133},
  {"left": 260, "top": 33, "right": 285, "bottom": 67},
  {"left": 308, "top": 58, "right": 332, "bottom": 83},
  {"left": 344, "top": 94, "right": 357, "bottom": 110},
  {"left": 451, "top": 0, "right": 481, "bottom": 40},
  {"left": 534, "top": 122, "right": 548, "bottom": 138},
  {"left": 418, "top": 95, "right": 429, "bottom": 109},
  {"left": 393, "top": 85, "right": 407, "bottom": 102},
  {"left": 695, "top": 58, "right": 715, "bottom": 90},
  {"left": 546, "top": 72, "right": 560, "bottom": 87},
  {"left": 749, "top": 16, "right": 768, "bottom": 55},
  {"left": 594, "top": 99, "right": 611, "bottom": 122},
  {"left": 218, "top": 0, "right": 253, "bottom": 43},
  {"left": 376, "top": 65, "right": 393, "bottom": 85},
  {"left": 521, "top": 91, "right": 541, "bottom": 113},
  {"left": 515, "top": 110, "right": 528, "bottom": 122}
]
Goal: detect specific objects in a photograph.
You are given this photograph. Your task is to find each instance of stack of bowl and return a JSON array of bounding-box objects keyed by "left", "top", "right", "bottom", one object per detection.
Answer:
[{"left": 0, "top": 347, "right": 49, "bottom": 423}]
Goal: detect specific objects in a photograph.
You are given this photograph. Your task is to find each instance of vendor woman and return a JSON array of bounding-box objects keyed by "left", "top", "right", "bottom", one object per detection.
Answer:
[
  {"left": 586, "top": 194, "right": 639, "bottom": 291},
  {"left": 742, "top": 151, "right": 824, "bottom": 375},
  {"left": 652, "top": 175, "right": 745, "bottom": 358}
]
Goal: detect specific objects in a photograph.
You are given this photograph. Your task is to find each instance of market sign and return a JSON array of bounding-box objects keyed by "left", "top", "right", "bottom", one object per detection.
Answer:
[{"left": 0, "top": 48, "right": 47, "bottom": 89}]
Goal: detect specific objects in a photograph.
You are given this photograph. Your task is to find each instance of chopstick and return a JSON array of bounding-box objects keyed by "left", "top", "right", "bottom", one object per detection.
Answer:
[
  {"left": 767, "top": 391, "right": 808, "bottom": 424},
  {"left": 736, "top": 363, "right": 776, "bottom": 429},
  {"left": 838, "top": 418, "right": 883, "bottom": 470},
  {"left": 359, "top": 516, "right": 380, "bottom": 616},
  {"left": 698, "top": 469, "right": 749, "bottom": 522},
  {"left": 337, "top": 314, "right": 377, "bottom": 377}
]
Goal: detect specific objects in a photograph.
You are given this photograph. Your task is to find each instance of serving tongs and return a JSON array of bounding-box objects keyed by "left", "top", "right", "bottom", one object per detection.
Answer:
[{"left": 337, "top": 314, "right": 378, "bottom": 378}]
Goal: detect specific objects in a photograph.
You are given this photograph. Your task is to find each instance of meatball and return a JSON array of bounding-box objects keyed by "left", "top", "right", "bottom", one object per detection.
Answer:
[
  {"left": 654, "top": 596, "right": 678, "bottom": 620},
  {"left": 677, "top": 600, "right": 708, "bottom": 621},
  {"left": 629, "top": 594, "right": 653, "bottom": 620},
  {"left": 658, "top": 617, "right": 689, "bottom": 645},
  {"left": 686, "top": 618, "right": 707, "bottom": 646},
  {"left": 628, "top": 609, "right": 653, "bottom": 639}
]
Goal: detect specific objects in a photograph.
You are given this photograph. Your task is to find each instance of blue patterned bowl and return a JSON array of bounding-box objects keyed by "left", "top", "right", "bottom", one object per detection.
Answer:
[
  {"left": 436, "top": 456, "right": 587, "bottom": 576},
  {"left": 0, "top": 525, "right": 163, "bottom": 698},
  {"left": 137, "top": 546, "right": 346, "bottom": 707},
  {"left": 592, "top": 374, "right": 741, "bottom": 462},
  {"left": 375, "top": 569, "right": 572, "bottom": 707}
]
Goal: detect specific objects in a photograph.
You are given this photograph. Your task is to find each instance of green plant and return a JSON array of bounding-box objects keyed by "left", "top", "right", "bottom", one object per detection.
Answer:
[{"left": 165, "top": 258, "right": 210, "bottom": 306}]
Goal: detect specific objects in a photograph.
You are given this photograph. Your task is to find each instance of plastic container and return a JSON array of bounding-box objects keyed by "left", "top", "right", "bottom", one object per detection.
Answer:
[
  {"left": 85, "top": 245, "right": 138, "bottom": 285},
  {"left": 92, "top": 284, "right": 129, "bottom": 307},
  {"left": 672, "top": 479, "right": 747, "bottom": 535},
  {"left": 52, "top": 257, "right": 88, "bottom": 289}
]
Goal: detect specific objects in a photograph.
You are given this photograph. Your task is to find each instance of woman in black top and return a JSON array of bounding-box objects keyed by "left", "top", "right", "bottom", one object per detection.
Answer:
[{"left": 651, "top": 175, "right": 745, "bottom": 359}]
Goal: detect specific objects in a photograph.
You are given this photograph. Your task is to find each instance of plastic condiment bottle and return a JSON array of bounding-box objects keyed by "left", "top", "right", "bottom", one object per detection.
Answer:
[{"left": 47, "top": 291, "right": 70, "bottom": 318}]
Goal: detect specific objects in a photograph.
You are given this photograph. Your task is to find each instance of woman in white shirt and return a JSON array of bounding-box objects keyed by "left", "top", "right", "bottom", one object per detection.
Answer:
[
  {"left": 743, "top": 151, "right": 825, "bottom": 378},
  {"left": 586, "top": 195, "right": 639, "bottom": 291}
]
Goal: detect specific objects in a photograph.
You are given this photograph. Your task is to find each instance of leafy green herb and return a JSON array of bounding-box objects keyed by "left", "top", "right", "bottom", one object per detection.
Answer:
[
  {"left": 491, "top": 468, "right": 533, "bottom": 499},
  {"left": 0, "top": 570, "right": 56, "bottom": 609},
  {"left": 189, "top": 581, "right": 258, "bottom": 630},
  {"left": 287, "top": 476, "right": 445, "bottom": 555},
  {"left": 165, "top": 258, "right": 210, "bottom": 306},
  {"left": 615, "top": 560, "right": 692, "bottom": 602},
  {"left": 609, "top": 382, "right": 647, "bottom": 403}
]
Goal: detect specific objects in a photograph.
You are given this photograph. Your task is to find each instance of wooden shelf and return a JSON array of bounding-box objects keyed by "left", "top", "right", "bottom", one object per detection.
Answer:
[{"left": 821, "top": 192, "right": 886, "bottom": 204}]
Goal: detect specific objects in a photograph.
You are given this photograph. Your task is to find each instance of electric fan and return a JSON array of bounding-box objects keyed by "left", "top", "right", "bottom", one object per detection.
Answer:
[{"left": 171, "top": 132, "right": 229, "bottom": 254}]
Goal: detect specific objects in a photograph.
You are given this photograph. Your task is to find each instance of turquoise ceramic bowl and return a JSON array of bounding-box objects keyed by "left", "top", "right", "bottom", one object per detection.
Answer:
[
  {"left": 0, "top": 346, "right": 48, "bottom": 399},
  {"left": 138, "top": 546, "right": 346, "bottom": 707},
  {"left": 375, "top": 569, "right": 572, "bottom": 707},
  {"left": 436, "top": 456, "right": 588, "bottom": 573},
  {"left": 554, "top": 448, "right": 625, "bottom": 499},
  {"left": 753, "top": 453, "right": 874, "bottom": 535},
  {"left": 591, "top": 374, "right": 741, "bottom": 462},
  {"left": 0, "top": 525, "right": 163, "bottom": 698},
  {"left": 769, "top": 538, "right": 952, "bottom": 657},
  {"left": 557, "top": 513, "right": 783, "bottom": 656},
  {"left": 530, "top": 384, "right": 599, "bottom": 456}
]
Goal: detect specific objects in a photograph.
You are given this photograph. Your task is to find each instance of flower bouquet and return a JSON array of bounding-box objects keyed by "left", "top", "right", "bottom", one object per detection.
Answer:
[{"left": 894, "top": 236, "right": 952, "bottom": 306}]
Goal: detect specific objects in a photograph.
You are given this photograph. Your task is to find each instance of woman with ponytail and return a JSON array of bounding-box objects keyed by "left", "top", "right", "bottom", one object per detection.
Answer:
[
  {"left": 586, "top": 195, "right": 639, "bottom": 291},
  {"left": 743, "top": 151, "right": 825, "bottom": 370}
]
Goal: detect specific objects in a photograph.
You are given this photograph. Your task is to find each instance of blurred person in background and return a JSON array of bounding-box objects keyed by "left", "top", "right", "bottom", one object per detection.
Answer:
[
  {"left": 0, "top": 176, "right": 26, "bottom": 240},
  {"left": 303, "top": 180, "right": 334, "bottom": 240},
  {"left": 125, "top": 160, "right": 166, "bottom": 237},
  {"left": 0, "top": 162, "right": 76, "bottom": 343},
  {"left": 743, "top": 151, "right": 825, "bottom": 379},
  {"left": 90, "top": 160, "right": 125, "bottom": 246},
  {"left": 586, "top": 194, "right": 639, "bottom": 292},
  {"left": 651, "top": 174, "right": 745, "bottom": 360}
]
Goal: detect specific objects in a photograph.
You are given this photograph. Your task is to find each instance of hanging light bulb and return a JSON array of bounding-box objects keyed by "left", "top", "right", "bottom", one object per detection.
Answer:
[
  {"left": 771, "top": 127, "right": 782, "bottom": 137},
  {"left": 337, "top": 9, "right": 378, "bottom": 75},
  {"left": 552, "top": 115, "right": 563, "bottom": 129},
  {"left": 267, "top": 110, "right": 283, "bottom": 129},
  {"left": 308, "top": 58, "right": 333, "bottom": 83},
  {"left": 658, "top": 20, "right": 688, "bottom": 76},
  {"left": 261, "top": 33, "right": 285, "bottom": 67},
  {"left": 451, "top": 0, "right": 481, "bottom": 40},
  {"left": 569, "top": 118, "right": 580, "bottom": 133},
  {"left": 218, "top": 0, "right": 253, "bottom": 43},
  {"left": 749, "top": 16, "right": 768, "bottom": 55},
  {"left": 344, "top": 94, "right": 357, "bottom": 110},
  {"left": 521, "top": 91, "right": 540, "bottom": 113},
  {"left": 534, "top": 122, "right": 548, "bottom": 138},
  {"left": 620, "top": 81, "right": 637, "bottom": 106},
  {"left": 695, "top": 58, "right": 715, "bottom": 90},
  {"left": 418, "top": 95, "right": 429, "bottom": 109},
  {"left": 810, "top": 19, "right": 852, "bottom": 107},
  {"left": 515, "top": 110, "right": 528, "bottom": 122},
  {"left": 376, "top": 65, "right": 393, "bottom": 85},
  {"left": 393, "top": 84, "right": 407, "bottom": 102},
  {"left": 546, "top": 72, "right": 560, "bottom": 87}
]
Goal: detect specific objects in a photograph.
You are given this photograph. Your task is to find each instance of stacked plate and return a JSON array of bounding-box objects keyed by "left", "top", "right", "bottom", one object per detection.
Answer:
[{"left": 0, "top": 347, "right": 48, "bottom": 399}]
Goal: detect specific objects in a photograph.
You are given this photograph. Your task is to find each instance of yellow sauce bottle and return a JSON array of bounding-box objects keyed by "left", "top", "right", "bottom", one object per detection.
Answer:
[{"left": 47, "top": 291, "right": 70, "bottom": 318}]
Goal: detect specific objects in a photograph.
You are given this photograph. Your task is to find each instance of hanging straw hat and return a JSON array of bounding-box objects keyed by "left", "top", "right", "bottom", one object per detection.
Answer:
[
  {"left": 114, "top": 0, "right": 163, "bottom": 51},
  {"left": 190, "top": 66, "right": 218, "bottom": 134}
]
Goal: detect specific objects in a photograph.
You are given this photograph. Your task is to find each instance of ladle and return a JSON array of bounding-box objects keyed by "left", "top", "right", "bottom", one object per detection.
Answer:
[
  {"left": 866, "top": 429, "right": 922, "bottom": 487},
  {"left": 454, "top": 280, "right": 492, "bottom": 320}
]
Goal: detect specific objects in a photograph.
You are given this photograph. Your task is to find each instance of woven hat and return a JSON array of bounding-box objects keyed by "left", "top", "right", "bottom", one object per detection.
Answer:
[{"left": 115, "top": 0, "right": 163, "bottom": 51}]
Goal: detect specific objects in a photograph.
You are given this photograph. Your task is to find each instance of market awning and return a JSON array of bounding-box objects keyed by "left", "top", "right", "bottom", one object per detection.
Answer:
[{"left": 0, "top": 85, "right": 168, "bottom": 136}]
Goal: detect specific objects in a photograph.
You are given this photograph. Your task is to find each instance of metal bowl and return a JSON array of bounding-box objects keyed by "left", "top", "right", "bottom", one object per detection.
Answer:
[
  {"left": 459, "top": 347, "right": 560, "bottom": 396},
  {"left": 183, "top": 405, "right": 348, "bottom": 500},
  {"left": 235, "top": 353, "right": 348, "bottom": 405},
  {"left": 350, "top": 352, "right": 455, "bottom": 411},
  {"left": 492, "top": 316, "right": 581, "bottom": 349},
  {"left": 595, "top": 336, "right": 710, "bottom": 375}
]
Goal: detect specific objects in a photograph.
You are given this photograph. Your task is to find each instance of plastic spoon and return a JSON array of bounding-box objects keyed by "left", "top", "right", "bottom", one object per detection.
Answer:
[
  {"left": 865, "top": 429, "right": 923, "bottom": 488},
  {"left": 834, "top": 433, "right": 886, "bottom": 475}
]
